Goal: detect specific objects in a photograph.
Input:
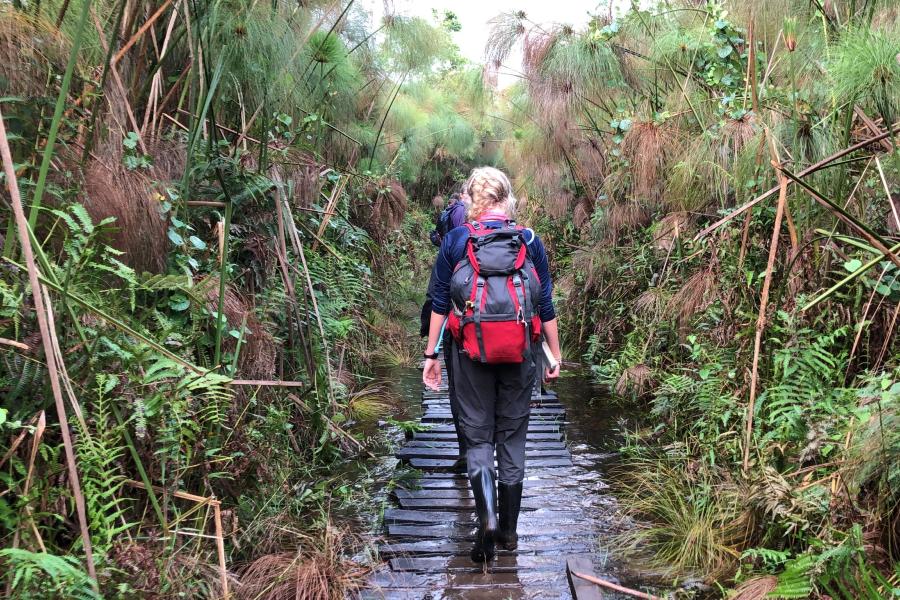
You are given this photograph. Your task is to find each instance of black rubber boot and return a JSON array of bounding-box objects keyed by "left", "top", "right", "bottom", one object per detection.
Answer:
[
  {"left": 497, "top": 481, "right": 523, "bottom": 551},
  {"left": 469, "top": 468, "right": 498, "bottom": 562}
]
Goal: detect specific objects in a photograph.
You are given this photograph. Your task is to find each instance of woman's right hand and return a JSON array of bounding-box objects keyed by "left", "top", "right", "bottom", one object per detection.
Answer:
[
  {"left": 423, "top": 358, "right": 442, "bottom": 391},
  {"left": 544, "top": 359, "right": 561, "bottom": 382}
]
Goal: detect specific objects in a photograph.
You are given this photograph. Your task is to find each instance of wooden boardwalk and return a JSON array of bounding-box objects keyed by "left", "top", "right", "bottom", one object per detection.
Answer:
[{"left": 362, "top": 364, "right": 622, "bottom": 599}]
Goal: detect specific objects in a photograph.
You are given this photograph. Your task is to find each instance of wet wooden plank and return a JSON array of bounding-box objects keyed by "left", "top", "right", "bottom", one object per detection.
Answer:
[
  {"left": 394, "top": 488, "right": 540, "bottom": 500},
  {"left": 399, "top": 477, "right": 579, "bottom": 491},
  {"left": 407, "top": 457, "right": 572, "bottom": 470},
  {"left": 366, "top": 569, "right": 436, "bottom": 589},
  {"left": 383, "top": 508, "right": 581, "bottom": 524},
  {"left": 395, "top": 496, "right": 577, "bottom": 511},
  {"left": 567, "top": 556, "right": 603, "bottom": 600},
  {"left": 403, "top": 440, "right": 567, "bottom": 449},
  {"left": 422, "top": 407, "right": 565, "bottom": 416},
  {"left": 386, "top": 522, "right": 590, "bottom": 539},
  {"left": 390, "top": 554, "right": 580, "bottom": 573},
  {"left": 357, "top": 592, "right": 569, "bottom": 600},
  {"left": 418, "top": 424, "right": 562, "bottom": 433},
  {"left": 397, "top": 447, "right": 570, "bottom": 459},
  {"left": 412, "top": 432, "right": 564, "bottom": 442},
  {"left": 379, "top": 539, "right": 594, "bottom": 558}
]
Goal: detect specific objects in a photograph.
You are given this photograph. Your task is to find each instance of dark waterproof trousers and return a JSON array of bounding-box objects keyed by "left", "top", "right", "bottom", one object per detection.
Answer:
[
  {"left": 450, "top": 344, "right": 536, "bottom": 485},
  {"left": 443, "top": 335, "right": 466, "bottom": 457}
]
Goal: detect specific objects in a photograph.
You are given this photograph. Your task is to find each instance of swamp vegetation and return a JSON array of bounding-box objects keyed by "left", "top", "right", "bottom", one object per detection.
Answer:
[{"left": 1, "top": 0, "right": 900, "bottom": 598}]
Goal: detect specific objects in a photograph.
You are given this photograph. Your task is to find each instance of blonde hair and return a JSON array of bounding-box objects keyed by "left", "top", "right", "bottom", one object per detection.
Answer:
[{"left": 464, "top": 167, "right": 517, "bottom": 221}]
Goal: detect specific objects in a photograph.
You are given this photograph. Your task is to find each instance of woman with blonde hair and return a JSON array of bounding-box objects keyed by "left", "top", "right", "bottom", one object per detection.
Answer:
[{"left": 422, "top": 166, "right": 562, "bottom": 562}]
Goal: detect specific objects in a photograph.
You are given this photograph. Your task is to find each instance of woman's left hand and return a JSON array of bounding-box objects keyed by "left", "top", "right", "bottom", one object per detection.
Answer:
[{"left": 423, "top": 358, "right": 442, "bottom": 391}]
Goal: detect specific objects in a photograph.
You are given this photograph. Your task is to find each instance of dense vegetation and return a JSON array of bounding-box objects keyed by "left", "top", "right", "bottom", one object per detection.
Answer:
[
  {"left": 0, "top": 0, "right": 484, "bottom": 597},
  {"left": 2, "top": 0, "right": 900, "bottom": 597},
  {"left": 483, "top": 1, "right": 900, "bottom": 597}
]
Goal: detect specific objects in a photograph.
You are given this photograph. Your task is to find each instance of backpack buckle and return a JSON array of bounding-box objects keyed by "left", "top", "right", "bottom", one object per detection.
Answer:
[{"left": 517, "top": 307, "right": 525, "bottom": 323}]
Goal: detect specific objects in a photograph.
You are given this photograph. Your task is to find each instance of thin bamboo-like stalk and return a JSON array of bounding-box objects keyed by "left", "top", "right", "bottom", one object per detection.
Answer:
[
  {"left": 25, "top": 0, "right": 94, "bottom": 231},
  {"left": 2, "top": 256, "right": 203, "bottom": 371},
  {"left": 695, "top": 126, "right": 900, "bottom": 240},
  {"left": 282, "top": 198, "right": 336, "bottom": 408},
  {"left": 16, "top": 412, "right": 48, "bottom": 553},
  {"left": 313, "top": 176, "right": 346, "bottom": 251},
  {"left": 213, "top": 503, "right": 229, "bottom": 598},
  {"left": 572, "top": 572, "right": 661, "bottom": 600},
  {"left": 0, "top": 104, "right": 98, "bottom": 586},
  {"left": 743, "top": 149, "right": 789, "bottom": 473},
  {"left": 230, "top": 379, "right": 305, "bottom": 387},
  {"left": 779, "top": 167, "right": 900, "bottom": 269},
  {"left": 0, "top": 337, "right": 30, "bottom": 350},
  {"left": 875, "top": 156, "right": 900, "bottom": 231},
  {"left": 111, "top": 0, "right": 174, "bottom": 65},
  {"left": 142, "top": 0, "right": 180, "bottom": 135},
  {"left": 125, "top": 479, "right": 229, "bottom": 596},
  {"left": 91, "top": 10, "right": 148, "bottom": 154},
  {"left": 0, "top": 413, "right": 39, "bottom": 469},
  {"left": 212, "top": 197, "right": 233, "bottom": 370}
]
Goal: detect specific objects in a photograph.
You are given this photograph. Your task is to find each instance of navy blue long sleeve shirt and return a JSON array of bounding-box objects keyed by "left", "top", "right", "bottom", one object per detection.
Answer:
[{"left": 430, "top": 221, "right": 557, "bottom": 322}]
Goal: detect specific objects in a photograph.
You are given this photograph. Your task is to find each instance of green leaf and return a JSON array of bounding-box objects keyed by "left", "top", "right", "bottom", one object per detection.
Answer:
[
  {"left": 843, "top": 258, "right": 863, "bottom": 272},
  {"left": 717, "top": 45, "right": 733, "bottom": 58},
  {"left": 169, "top": 294, "right": 190, "bottom": 311},
  {"left": 167, "top": 228, "right": 184, "bottom": 245},
  {"left": 188, "top": 235, "right": 207, "bottom": 250},
  {"left": 123, "top": 131, "right": 139, "bottom": 150}
]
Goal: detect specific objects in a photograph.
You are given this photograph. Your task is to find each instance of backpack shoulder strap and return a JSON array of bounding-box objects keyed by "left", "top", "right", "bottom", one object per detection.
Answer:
[{"left": 520, "top": 226, "right": 536, "bottom": 245}]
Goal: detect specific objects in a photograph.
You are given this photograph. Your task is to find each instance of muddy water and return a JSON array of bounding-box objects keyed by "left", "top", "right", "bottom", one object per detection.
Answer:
[{"left": 359, "top": 367, "right": 654, "bottom": 599}]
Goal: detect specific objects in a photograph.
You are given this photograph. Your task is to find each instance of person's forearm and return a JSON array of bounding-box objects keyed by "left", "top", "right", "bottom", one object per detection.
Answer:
[
  {"left": 542, "top": 318, "right": 562, "bottom": 359},
  {"left": 425, "top": 311, "right": 447, "bottom": 354}
]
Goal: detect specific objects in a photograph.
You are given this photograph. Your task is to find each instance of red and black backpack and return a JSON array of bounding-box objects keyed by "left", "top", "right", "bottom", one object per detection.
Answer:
[{"left": 447, "top": 221, "right": 542, "bottom": 364}]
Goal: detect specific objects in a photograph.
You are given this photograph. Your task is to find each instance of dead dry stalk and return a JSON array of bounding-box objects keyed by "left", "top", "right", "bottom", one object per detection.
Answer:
[
  {"left": 695, "top": 126, "right": 900, "bottom": 240},
  {"left": 573, "top": 571, "right": 661, "bottom": 600},
  {"left": 0, "top": 104, "right": 98, "bottom": 585},
  {"left": 743, "top": 143, "right": 789, "bottom": 473}
]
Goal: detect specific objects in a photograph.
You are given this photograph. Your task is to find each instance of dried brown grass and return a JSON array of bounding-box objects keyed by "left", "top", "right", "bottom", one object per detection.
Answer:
[
  {"left": 271, "top": 150, "right": 320, "bottom": 208},
  {"left": 719, "top": 113, "right": 759, "bottom": 161},
  {"left": 653, "top": 211, "right": 690, "bottom": 252},
  {"left": 572, "top": 196, "right": 594, "bottom": 230},
  {"left": 621, "top": 120, "right": 679, "bottom": 203},
  {"left": 235, "top": 525, "right": 367, "bottom": 600},
  {"left": 571, "top": 137, "right": 607, "bottom": 194},
  {"left": 353, "top": 178, "right": 407, "bottom": 241},
  {"left": 729, "top": 575, "right": 778, "bottom": 600},
  {"left": 522, "top": 27, "right": 579, "bottom": 124},
  {"left": 0, "top": 7, "right": 68, "bottom": 97},
  {"left": 616, "top": 364, "right": 653, "bottom": 397},
  {"left": 635, "top": 288, "right": 667, "bottom": 319},
  {"left": 83, "top": 138, "right": 185, "bottom": 273},
  {"left": 604, "top": 200, "right": 651, "bottom": 242},
  {"left": 547, "top": 189, "right": 573, "bottom": 219},
  {"left": 667, "top": 267, "right": 716, "bottom": 335},
  {"left": 200, "top": 278, "right": 276, "bottom": 379}
]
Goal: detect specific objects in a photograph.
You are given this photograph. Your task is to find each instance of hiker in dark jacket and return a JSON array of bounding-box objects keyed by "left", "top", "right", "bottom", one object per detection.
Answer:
[
  {"left": 420, "top": 193, "right": 467, "bottom": 336},
  {"left": 420, "top": 190, "right": 469, "bottom": 470},
  {"left": 422, "top": 167, "right": 562, "bottom": 563}
]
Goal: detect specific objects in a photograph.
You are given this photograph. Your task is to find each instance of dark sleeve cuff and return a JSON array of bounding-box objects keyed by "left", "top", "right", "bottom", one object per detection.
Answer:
[
  {"left": 539, "top": 305, "right": 557, "bottom": 322},
  {"left": 430, "top": 300, "right": 451, "bottom": 316}
]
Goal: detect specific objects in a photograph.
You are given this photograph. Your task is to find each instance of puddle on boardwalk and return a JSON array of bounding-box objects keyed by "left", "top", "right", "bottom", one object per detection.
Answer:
[{"left": 358, "top": 367, "right": 652, "bottom": 599}]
